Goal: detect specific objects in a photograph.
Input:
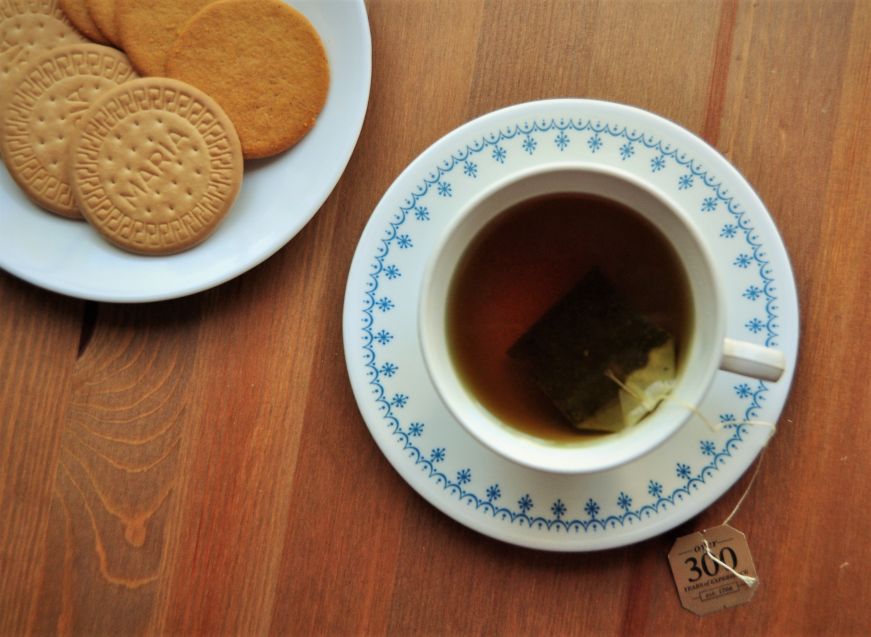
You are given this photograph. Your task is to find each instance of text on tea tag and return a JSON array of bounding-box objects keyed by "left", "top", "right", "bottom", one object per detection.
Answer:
[{"left": 667, "top": 524, "right": 758, "bottom": 616}]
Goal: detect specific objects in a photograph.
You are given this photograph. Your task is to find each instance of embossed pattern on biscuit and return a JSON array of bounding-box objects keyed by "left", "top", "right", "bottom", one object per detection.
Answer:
[
  {"left": 0, "top": 12, "right": 87, "bottom": 90},
  {"left": 71, "top": 77, "right": 243, "bottom": 254},
  {"left": 0, "top": 0, "right": 65, "bottom": 21},
  {"left": 1, "top": 44, "right": 137, "bottom": 217}
]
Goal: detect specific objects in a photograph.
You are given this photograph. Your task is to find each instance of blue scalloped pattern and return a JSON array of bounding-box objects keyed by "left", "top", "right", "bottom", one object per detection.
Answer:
[{"left": 360, "top": 117, "right": 774, "bottom": 533}]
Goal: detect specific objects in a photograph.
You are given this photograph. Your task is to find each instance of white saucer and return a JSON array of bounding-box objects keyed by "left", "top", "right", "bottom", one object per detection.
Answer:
[
  {"left": 342, "top": 99, "right": 798, "bottom": 551},
  {"left": 0, "top": 0, "right": 371, "bottom": 302}
]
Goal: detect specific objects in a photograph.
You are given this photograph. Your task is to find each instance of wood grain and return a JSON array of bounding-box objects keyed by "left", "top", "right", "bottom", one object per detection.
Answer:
[
  {"left": 29, "top": 302, "right": 202, "bottom": 635},
  {"left": 0, "top": 281, "right": 81, "bottom": 637},
  {"left": 1, "top": 1, "right": 869, "bottom": 635}
]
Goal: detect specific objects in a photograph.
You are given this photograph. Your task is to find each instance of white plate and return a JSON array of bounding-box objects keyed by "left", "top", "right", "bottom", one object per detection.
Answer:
[
  {"left": 0, "top": 0, "right": 371, "bottom": 302},
  {"left": 343, "top": 99, "right": 799, "bottom": 551}
]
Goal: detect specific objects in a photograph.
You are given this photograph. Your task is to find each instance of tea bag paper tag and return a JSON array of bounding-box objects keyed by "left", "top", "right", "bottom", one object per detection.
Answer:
[{"left": 667, "top": 524, "right": 758, "bottom": 616}]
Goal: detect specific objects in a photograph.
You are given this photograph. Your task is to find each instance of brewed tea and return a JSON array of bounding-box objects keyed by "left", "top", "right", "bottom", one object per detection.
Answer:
[{"left": 446, "top": 193, "right": 692, "bottom": 442}]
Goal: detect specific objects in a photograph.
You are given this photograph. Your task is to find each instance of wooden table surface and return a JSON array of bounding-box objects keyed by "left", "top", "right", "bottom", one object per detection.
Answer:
[{"left": 2, "top": 0, "right": 870, "bottom": 635}]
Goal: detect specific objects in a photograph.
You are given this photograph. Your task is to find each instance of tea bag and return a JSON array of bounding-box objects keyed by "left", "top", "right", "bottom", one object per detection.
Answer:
[
  {"left": 596, "top": 337, "right": 676, "bottom": 431},
  {"left": 508, "top": 268, "right": 676, "bottom": 432}
]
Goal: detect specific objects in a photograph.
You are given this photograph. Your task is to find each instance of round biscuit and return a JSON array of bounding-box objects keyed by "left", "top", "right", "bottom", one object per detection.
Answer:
[
  {"left": 71, "top": 77, "right": 243, "bottom": 255},
  {"left": 165, "top": 0, "right": 329, "bottom": 159},
  {"left": 0, "top": 3, "right": 86, "bottom": 155},
  {"left": 0, "top": 0, "right": 65, "bottom": 21},
  {"left": 116, "top": 0, "right": 213, "bottom": 77},
  {"left": 1, "top": 11, "right": 87, "bottom": 91},
  {"left": 59, "top": 0, "right": 108, "bottom": 43},
  {"left": 1, "top": 43, "right": 137, "bottom": 217},
  {"left": 83, "top": 0, "right": 117, "bottom": 45}
]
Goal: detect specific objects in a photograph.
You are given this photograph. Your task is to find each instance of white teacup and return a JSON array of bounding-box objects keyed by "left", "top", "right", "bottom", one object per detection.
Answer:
[{"left": 419, "top": 163, "right": 785, "bottom": 474}]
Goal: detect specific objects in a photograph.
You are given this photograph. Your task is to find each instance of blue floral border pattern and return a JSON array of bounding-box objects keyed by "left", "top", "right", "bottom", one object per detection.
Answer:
[{"left": 361, "top": 117, "right": 775, "bottom": 533}]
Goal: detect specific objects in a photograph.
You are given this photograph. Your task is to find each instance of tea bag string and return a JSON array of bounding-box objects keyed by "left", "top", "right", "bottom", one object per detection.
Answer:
[
  {"left": 605, "top": 370, "right": 776, "bottom": 589},
  {"left": 702, "top": 450, "right": 767, "bottom": 588},
  {"left": 603, "top": 370, "right": 777, "bottom": 437}
]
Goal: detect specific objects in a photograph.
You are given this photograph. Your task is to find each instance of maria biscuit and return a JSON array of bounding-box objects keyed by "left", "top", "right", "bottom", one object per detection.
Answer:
[
  {"left": 71, "top": 77, "right": 243, "bottom": 254},
  {"left": 1, "top": 6, "right": 87, "bottom": 93},
  {"left": 1, "top": 43, "right": 137, "bottom": 217}
]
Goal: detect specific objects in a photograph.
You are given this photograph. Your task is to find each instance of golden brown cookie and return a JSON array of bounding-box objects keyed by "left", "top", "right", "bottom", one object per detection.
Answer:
[
  {"left": 59, "top": 0, "right": 108, "bottom": 43},
  {"left": 165, "top": 0, "right": 329, "bottom": 159},
  {"left": 83, "top": 0, "right": 118, "bottom": 45},
  {"left": 1, "top": 43, "right": 137, "bottom": 217},
  {"left": 71, "top": 77, "right": 243, "bottom": 254},
  {"left": 116, "top": 0, "right": 213, "bottom": 76}
]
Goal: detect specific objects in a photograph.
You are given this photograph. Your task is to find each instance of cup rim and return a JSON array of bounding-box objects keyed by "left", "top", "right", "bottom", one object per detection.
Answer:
[{"left": 418, "top": 161, "right": 726, "bottom": 474}]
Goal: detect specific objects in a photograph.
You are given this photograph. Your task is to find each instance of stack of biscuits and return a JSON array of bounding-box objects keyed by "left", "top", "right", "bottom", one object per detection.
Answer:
[{"left": 1, "top": 0, "right": 329, "bottom": 255}]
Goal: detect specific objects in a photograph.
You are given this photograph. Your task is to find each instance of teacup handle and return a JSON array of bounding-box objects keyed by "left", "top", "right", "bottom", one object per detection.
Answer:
[{"left": 721, "top": 337, "right": 785, "bottom": 382}]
